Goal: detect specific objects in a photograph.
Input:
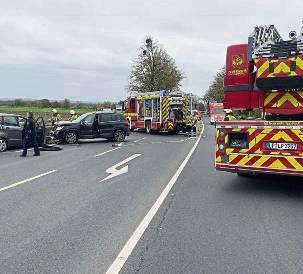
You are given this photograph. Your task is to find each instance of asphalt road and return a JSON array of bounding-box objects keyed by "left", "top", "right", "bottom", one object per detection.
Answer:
[
  {"left": 0, "top": 131, "right": 198, "bottom": 273},
  {"left": 2, "top": 123, "right": 303, "bottom": 274},
  {"left": 121, "top": 123, "right": 303, "bottom": 274}
]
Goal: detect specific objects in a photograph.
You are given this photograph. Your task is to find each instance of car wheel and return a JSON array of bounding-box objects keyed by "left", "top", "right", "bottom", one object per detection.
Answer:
[
  {"left": 113, "top": 129, "right": 126, "bottom": 142},
  {"left": 64, "top": 131, "right": 78, "bottom": 144},
  {"left": 0, "top": 138, "right": 8, "bottom": 152},
  {"left": 145, "top": 121, "right": 151, "bottom": 134}
]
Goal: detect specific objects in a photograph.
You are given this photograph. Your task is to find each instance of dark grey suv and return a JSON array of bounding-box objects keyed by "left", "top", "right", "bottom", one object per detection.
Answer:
[
  {"left": 0, "top": 113, "right": 46, "bottom": 152},
  {"left": 0, "top": 113, "right": 23, "bottom": 152},
  {"left": 53, "top": 111, "right": 130, "bottom": 144}
]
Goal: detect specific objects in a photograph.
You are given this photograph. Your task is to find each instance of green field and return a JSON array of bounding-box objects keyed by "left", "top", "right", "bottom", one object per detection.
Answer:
[{"left": 0, "top": 106, "right": 93, "bottom": 114}]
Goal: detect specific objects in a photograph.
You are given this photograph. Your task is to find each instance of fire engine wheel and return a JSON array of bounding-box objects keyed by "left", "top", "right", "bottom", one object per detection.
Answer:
[
  {"left": 113, "top": 129, "right": 126, "bottom": 142},
  {"left": 64, "top": 131, "right": 78, "bottom": 144},
  {"left": 145, "top": 121, "right": 152, "bottom": 134},
  {"left": 237, "top": 171, "right": 251, "bottom": 177},
  {"left": 0, "top": 138, "right": 8, "bottom": 152}
]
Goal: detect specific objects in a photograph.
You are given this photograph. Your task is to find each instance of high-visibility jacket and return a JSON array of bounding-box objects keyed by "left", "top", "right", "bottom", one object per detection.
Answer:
[
  {"left": 70, "top": 114, "right": 78, "bottom": 121},
  {"left": 224, "top": 114, "right": 236, "bottom": 121}
]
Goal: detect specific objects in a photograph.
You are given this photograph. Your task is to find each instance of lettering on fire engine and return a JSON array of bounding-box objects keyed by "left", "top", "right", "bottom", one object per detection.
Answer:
[
  {"left": 265, "top": 121, "right": 302, "bottom": 126},
  {"left": 227, "top": 69, "right": 248, "bottom": 76}
]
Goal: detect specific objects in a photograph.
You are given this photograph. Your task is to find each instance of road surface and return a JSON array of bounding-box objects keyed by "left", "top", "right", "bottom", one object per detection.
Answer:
[{"left": 1, "top": 124, "right": 303, "bottom": 273}]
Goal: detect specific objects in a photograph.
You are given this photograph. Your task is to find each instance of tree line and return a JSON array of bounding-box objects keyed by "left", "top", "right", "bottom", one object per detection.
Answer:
[{"left": 12, "top": 98, "right": 117, "bottom": 110}]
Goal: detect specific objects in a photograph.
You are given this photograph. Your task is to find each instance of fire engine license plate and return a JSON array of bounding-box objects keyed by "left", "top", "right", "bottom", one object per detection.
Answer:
[{"left": 265, "top": 142, "right": 298, "bottom": 150}]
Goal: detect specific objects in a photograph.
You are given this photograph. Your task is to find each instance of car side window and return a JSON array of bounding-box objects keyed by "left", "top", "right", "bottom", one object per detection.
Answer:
[
  {"left": 100, "top": 114, "right": 112, "bottom": 122},
  {"left": 82, "top": 114, "right": 95, "bottom": 126},
  {"left": 3, "top": 116, "right": 19, "bottom": 127}
]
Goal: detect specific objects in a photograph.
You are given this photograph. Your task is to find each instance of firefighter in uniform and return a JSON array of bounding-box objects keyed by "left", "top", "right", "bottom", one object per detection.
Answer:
[
  {"left": 224, "top": 109, "right": 236, "bottom": 121},
  {"left": 69, "top": 110, "right": 78, "bottom": 121},
  {"left": 50, "top": 109, "right": 61, "bottom": 126}
]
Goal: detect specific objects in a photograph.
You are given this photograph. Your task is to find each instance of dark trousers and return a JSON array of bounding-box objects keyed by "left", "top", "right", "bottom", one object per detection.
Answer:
[{"left": 22, "top": 134, "right": 40, "bottom": 156}]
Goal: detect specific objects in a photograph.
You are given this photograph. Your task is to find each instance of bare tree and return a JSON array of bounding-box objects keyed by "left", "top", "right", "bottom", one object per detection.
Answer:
[{"left": 128, "top": 37, "right": 185, "bottom": 93}]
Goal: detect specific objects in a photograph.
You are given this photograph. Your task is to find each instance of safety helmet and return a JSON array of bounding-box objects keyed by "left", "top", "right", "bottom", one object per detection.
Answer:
[
  {"left": 70, "top": 110, "right": 76, "bottom": 115},
  {"left": 52, "top": 109, "right": 58, "bottom": 113},
  {"left": 224, "top": 109, "right": 232, "bottom": 114}
]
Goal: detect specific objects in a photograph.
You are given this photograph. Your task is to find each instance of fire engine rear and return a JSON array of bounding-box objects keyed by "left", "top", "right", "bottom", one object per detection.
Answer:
[{"left": 216, "top": 23, "right": 303, "bottom": 176}]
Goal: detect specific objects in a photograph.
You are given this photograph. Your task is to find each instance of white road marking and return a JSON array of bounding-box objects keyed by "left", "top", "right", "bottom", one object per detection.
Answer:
[
  {"left": 133, "top": 137, "right": 145, "bottom": 143},
  {"left": 15, "top": 148, "right": 34, "bottom": 153},
  {"left": 0, "top": 170, "right": 57, "bottom": 193},
  {"left": 94, "top": 147, "right": 120, "bottom": 157},
  {"left": 101, "top": 154, "right": 142, "bottom": 182},
  {"left": 105, "top": 123, "right": 204, "bottom": 274},
  {"left": 166, "top": 139, "right": 185, "bottom": 143}
]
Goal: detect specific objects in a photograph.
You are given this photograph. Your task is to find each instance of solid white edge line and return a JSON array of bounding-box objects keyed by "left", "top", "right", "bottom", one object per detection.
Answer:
[
  {"left": 105, "top": 123, "right": 204, "bottom": 274},
  {"left": 94, "top": 147, "right": 121, "bottom": 157},
  {"left": 0, "top": 170, "right": 57, "bottom": 193}
]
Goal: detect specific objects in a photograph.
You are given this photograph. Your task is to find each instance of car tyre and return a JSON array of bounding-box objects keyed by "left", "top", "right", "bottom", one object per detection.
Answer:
[
  {"left": 64, "top": 131, "right": 78, "bottom": 144},
  {"left": 113, "top": 129, "right": 126, "bottom": 142},
  {"left": 0, "top": 138, "right": 8, "bottom": 152}
]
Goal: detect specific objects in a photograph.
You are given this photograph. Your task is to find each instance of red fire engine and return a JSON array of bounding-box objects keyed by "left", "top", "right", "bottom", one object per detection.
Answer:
[
  {"left": 215, "top": 23, "right": 303, "bottom": 176},
  {"left": 209, "top": 103, "right": 225, "bottom": 124},
  {"left": 124, "top": 91, "right": 192, "bottom": 134}
]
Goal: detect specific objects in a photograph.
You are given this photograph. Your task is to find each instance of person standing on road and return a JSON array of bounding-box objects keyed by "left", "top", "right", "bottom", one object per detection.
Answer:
[{"left": 20, "top": 112, "right": 40, "bottom": 157}]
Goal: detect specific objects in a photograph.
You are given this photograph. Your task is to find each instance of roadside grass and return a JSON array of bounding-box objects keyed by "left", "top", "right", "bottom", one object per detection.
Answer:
[{"left": 0, "top": 106, "right": 93, "bottom": 114}]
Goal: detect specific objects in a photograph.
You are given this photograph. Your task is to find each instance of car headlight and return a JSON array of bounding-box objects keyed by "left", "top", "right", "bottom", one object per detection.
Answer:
[{"left": 56, "top": 126, "right": 64, "bottom": 131}]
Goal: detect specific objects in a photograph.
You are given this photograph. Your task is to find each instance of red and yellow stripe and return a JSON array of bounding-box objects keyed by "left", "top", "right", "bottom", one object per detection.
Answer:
[{"left": 216, "top": 127, "right": 303, "bottom": 172}]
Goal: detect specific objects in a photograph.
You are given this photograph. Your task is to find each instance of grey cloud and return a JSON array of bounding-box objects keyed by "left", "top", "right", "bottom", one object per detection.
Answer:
[{"left": 0, "top": 0, "right": 303, "bottom": 101}]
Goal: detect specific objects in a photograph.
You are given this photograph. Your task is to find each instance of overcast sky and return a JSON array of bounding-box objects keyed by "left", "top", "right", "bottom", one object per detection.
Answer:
[{"left": 0, "top": 1, "right": 302, "bottom": 102}]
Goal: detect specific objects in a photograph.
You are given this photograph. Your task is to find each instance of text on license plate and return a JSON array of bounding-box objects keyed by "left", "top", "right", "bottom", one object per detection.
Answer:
[{"left": 265, "top": 142, "right": 298, "bottom": 150}]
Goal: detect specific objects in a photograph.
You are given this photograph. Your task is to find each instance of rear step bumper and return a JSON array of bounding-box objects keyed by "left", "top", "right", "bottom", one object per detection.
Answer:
[{"left": 216, "top": 163, "right": 303, "bottom": 177}]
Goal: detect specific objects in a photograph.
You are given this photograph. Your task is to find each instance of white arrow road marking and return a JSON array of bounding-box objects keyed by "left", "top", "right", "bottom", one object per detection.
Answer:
[{"left": 101, "top": 154, "right": 142, "bottom": 182}]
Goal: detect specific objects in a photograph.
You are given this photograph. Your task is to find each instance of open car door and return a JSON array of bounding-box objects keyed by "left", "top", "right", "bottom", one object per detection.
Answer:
[{"left": 36, "top": 117, "right": 46, "bottom": 146}]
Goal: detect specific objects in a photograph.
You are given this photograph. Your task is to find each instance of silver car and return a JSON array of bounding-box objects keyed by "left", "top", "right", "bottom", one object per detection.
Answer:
[{"left": 0, "top": 113, "right": 23, "bottom": 152}]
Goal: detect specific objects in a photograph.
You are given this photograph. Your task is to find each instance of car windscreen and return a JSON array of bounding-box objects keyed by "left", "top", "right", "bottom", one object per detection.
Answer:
[{"left": 73, "top": 113, "right": 92, "bottom": 123}]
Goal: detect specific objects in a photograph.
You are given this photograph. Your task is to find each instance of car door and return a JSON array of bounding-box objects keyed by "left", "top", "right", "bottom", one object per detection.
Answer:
[
  {"left": 79, "top": 113, "right": 97, "bottom": 139},
  {"left": 99, "top": 113, "right": 115, "bottom": 137},
  {"left": 2, "top": 115, "right": 23, "bottom": 145}
]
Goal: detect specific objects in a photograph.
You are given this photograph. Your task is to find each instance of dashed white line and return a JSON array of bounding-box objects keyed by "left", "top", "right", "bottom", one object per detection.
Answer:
[
  {"left": 133, "top": 137, "right": 145, "bottom": 143},
  {"left": 94, "top": 147, "right": 121, "bottom": 157},
  {"left": 105, "top": 123, "right": 204, "bottom": 274},
  {"left": 0, "top": 170, "right": 57, "bottom": 193}
]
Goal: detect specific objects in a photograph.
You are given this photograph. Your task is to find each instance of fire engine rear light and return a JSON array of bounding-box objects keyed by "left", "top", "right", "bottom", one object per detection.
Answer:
[{"left": 219, "top": 144, "right": 225, "bottom": 150}]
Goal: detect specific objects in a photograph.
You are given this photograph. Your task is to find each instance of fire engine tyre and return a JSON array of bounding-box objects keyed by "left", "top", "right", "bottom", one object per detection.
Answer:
[
  {"left": 113, "top": 129, "right": 126, "bottom": 142},
  {"left": 145, "top": 121, "right": 152, "bottom": 134},
  {"left": 0, "top": 138, "right": 8, "bottom": 152},
  {"left": 237, "top": 171, "right": 251, "bottom": 177},
  {"left": 64, "top": 131, "right": 78, "bottom": 144}
]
